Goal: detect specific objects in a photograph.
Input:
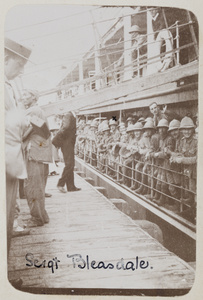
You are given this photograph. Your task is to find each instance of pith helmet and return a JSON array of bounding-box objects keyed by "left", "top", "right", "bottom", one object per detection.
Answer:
[
  {"left": 138, "top": 117, "right": 145, "bottom": 123},
  {"left": 168, "top": 119, "right": 180, "bottom": 132},
  {"left": 157, "top": 119, "right": 169, "bottom": 128},
  {"left": 143, "top": 120, "right": 155, "bottom": 130},
  {"left": 180, "top": 116, "right": 195, "bottom": 129},
  {"left": 129, "top": 25, "right": 143, "bottom": 34},
  {"left": 119, "top": 122, "right": 126, "bottom": 130},
  {"left": 119, "top": 122, "right": 126, "bottom": 127},
  {"left": 144, "top": 117, "right": 154, "bottom": 123},
  {"left": 86, "top": 120, "right": 92, "bottom": 126},
  {"left": 133, "top": 122, "right": 143, "bottom": 130},
  {"left": 102, "top": 124, "right": 110, "bottom": 132},
  {"left": 126, "top": 124, "right": 135, "bottom": 133},
  {"left": 109, "top": 119, "right": 117, "bottom": 126},
  {"left": 90, "top": 121, "right": 98, "bottom": 128}
]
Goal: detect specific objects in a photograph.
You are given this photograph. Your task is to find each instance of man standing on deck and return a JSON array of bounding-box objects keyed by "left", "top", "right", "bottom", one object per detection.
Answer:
[
  {"left": 52, "top": 111, "right": 81, "bottom": 193},
  {"left": 5, "top": 37, "right": 32, "bottom": 255}
]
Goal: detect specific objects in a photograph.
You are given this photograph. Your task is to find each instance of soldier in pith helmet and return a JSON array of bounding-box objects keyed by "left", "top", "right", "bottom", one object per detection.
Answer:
[
  {"left": 163, "top": 120, "right": 182, "bottom": 211},
  {"left": 119, "top": 124, "right": 142, "bottom": 186},
  {"left": 151, "top": 119, "right": 175, "bottom": 206},
  {"left": 133, "top": 120, "right": 155, "bottom": 192},
  {"left": 170, "top": 116, "right": 197, "bottom": 223},
  {"left": 97, "top": 124, "right": 113, "bottom": 172}
]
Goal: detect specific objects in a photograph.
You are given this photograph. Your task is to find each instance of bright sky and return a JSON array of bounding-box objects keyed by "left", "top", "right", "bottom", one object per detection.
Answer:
[{"left": 5, "top": 5, "right": 123, "bottom": 96}]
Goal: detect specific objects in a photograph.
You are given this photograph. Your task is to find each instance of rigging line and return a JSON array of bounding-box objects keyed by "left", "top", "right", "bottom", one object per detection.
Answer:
[
  {"left": 20, "top": 39, "right": 179, "bottom": 76},
  {"left": 21, "top": 43, "right": 136, "bottom": 76},
  {"left": 18, "top": 7, "right": 151, "bottom": 42},
  {"left": 24, "top": 20, "right": 177, "bottom": 70},
  {"left": 22, "top": 33, "right": 184, "bottom": 76},
  {"left": 5, "top": 6, "right": 101, "bottom": 32},
  {"left": 5, "top": 6, "right": 140, "bottom": 34},
  {"left": 23, "top": 40, "right": 196, "bottom": 78}
]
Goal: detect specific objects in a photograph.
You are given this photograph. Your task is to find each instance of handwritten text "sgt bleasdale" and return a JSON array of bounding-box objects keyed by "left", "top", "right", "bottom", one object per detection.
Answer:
[{"left": 25, "top": 253, "right": 152, "bottom": 274}]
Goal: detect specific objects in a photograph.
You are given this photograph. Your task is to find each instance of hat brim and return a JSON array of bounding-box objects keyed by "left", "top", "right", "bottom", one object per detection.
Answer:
[
  {"left": 5, "top": 46, "right": 35, "bottom": 64},
  {"left": 179, "top": 126, "right": 195, "bottom": 129},
  {"left": 168, "top": 127, "right": 179, "bottom": 131}
]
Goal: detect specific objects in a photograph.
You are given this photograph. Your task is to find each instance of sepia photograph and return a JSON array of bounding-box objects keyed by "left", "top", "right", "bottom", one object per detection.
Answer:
[{"left": 3, "top": 1, "right": 200, "bottom": 297}]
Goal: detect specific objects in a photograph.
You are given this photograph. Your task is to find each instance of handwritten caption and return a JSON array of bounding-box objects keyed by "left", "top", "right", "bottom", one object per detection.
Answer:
[{"left": 25, "top": 253, "right": 153, "bottom": 274}]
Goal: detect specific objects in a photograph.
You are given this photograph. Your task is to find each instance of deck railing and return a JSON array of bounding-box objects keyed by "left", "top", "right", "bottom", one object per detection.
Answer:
[{"left": 75, "top": 139, "right": 196, "bottom": 225}]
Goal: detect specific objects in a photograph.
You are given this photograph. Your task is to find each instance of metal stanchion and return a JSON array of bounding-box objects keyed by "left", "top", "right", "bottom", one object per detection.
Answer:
[{"left": 150, "top": 158, "right": 154, "bottom": 198}]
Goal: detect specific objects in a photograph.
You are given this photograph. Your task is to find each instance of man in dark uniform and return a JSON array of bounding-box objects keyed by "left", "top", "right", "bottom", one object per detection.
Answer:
[{"left": 52, "top": 111, "right": 81, "bottom": 192}]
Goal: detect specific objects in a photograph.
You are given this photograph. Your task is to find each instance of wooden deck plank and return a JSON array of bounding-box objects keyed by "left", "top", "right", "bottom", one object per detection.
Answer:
[{"left": 8, "top": 170, "right": 195, "bottom": 290}]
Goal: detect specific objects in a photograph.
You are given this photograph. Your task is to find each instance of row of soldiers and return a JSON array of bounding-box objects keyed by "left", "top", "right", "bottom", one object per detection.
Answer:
[{"left": 75, "top": 115, "right": 197, "bottom": 223}]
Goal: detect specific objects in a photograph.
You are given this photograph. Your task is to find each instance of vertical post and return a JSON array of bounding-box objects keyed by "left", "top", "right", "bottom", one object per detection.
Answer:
[
  {"left": 131, "top": 160, "right": 135, "bottom": 187},
  {"left": 90, "top": 140, "right": 92, "bottom": 165},
  {"left": 91, "top": 13, "right": 102, "bottom": 90},
  {"left": 137, "top": 48, "right": 140, "bottom": 77},
  {"left": 146, "top": 9, "right": 159, "bottom": 75},
  {"left": 187, "top": 10, "right": 198, "bottom": 59},
  {"left": 117, "top": 159, "right": 120, "bottom": 181},
  {"left": 180, "top": 166, "right": 184, "bottom": 213},
  {"left": 175, "top": 21, "right": 180, "bottom": 66},
  {"left": 78, "top": 60, "right": 84, "bottom": 95},
  {"left": 123, "top": 8, "right": 133, "bottom": 81},
  {"left": 119, "top": 110, "right": 122, "bottom": 124},
  {"left": 162, "top": 8, "right": 177, "bottom": 66},
  {"left": 105, "top": 154, "right": 108, "bottom": 174},
  {"left": 150, "top": 158, "right": 154, "bottom": 198}
]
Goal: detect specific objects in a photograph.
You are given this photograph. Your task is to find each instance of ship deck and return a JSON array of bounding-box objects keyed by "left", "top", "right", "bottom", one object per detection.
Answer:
[{"left": 8, "top": 164, "right": 195, "bottom": 295}]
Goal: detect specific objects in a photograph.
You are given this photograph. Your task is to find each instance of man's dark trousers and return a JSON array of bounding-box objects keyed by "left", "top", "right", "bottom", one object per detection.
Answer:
[{"left": 58, "top": 144, "right": 75, "bottom": 190}]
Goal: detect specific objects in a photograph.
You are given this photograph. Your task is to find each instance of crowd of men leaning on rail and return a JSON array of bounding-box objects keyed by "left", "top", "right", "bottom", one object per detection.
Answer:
[{"left": 75, "top": 103, "right": 198, "bottom": 224}]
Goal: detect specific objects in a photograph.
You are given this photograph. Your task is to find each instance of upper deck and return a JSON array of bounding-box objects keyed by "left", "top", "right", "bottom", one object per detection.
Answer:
[
  {"left": 40, "top": 7, "right": 198, "bottom": 117},
  {"left": 42, "top": 60, "right": 198, "bottom": 117}
]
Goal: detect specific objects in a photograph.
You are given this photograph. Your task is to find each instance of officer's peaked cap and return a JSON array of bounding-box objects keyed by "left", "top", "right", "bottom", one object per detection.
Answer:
[{"left": 5, "top": 37, "right": 32, "bottom": 61}]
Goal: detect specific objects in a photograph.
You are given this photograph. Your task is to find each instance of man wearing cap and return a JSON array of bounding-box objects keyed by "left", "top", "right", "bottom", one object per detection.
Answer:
[
  {"left": 115, "top": 25, "right": 147, "bottom": 79},
  {"left": 149, "top": 7, "right": 173, "bottom": 72},
  {"left": 5, "top": 37, "right": 32, "bottom": 254},
  {"left": 129, "top": 25, "right": 147, "bottom": 77}
]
